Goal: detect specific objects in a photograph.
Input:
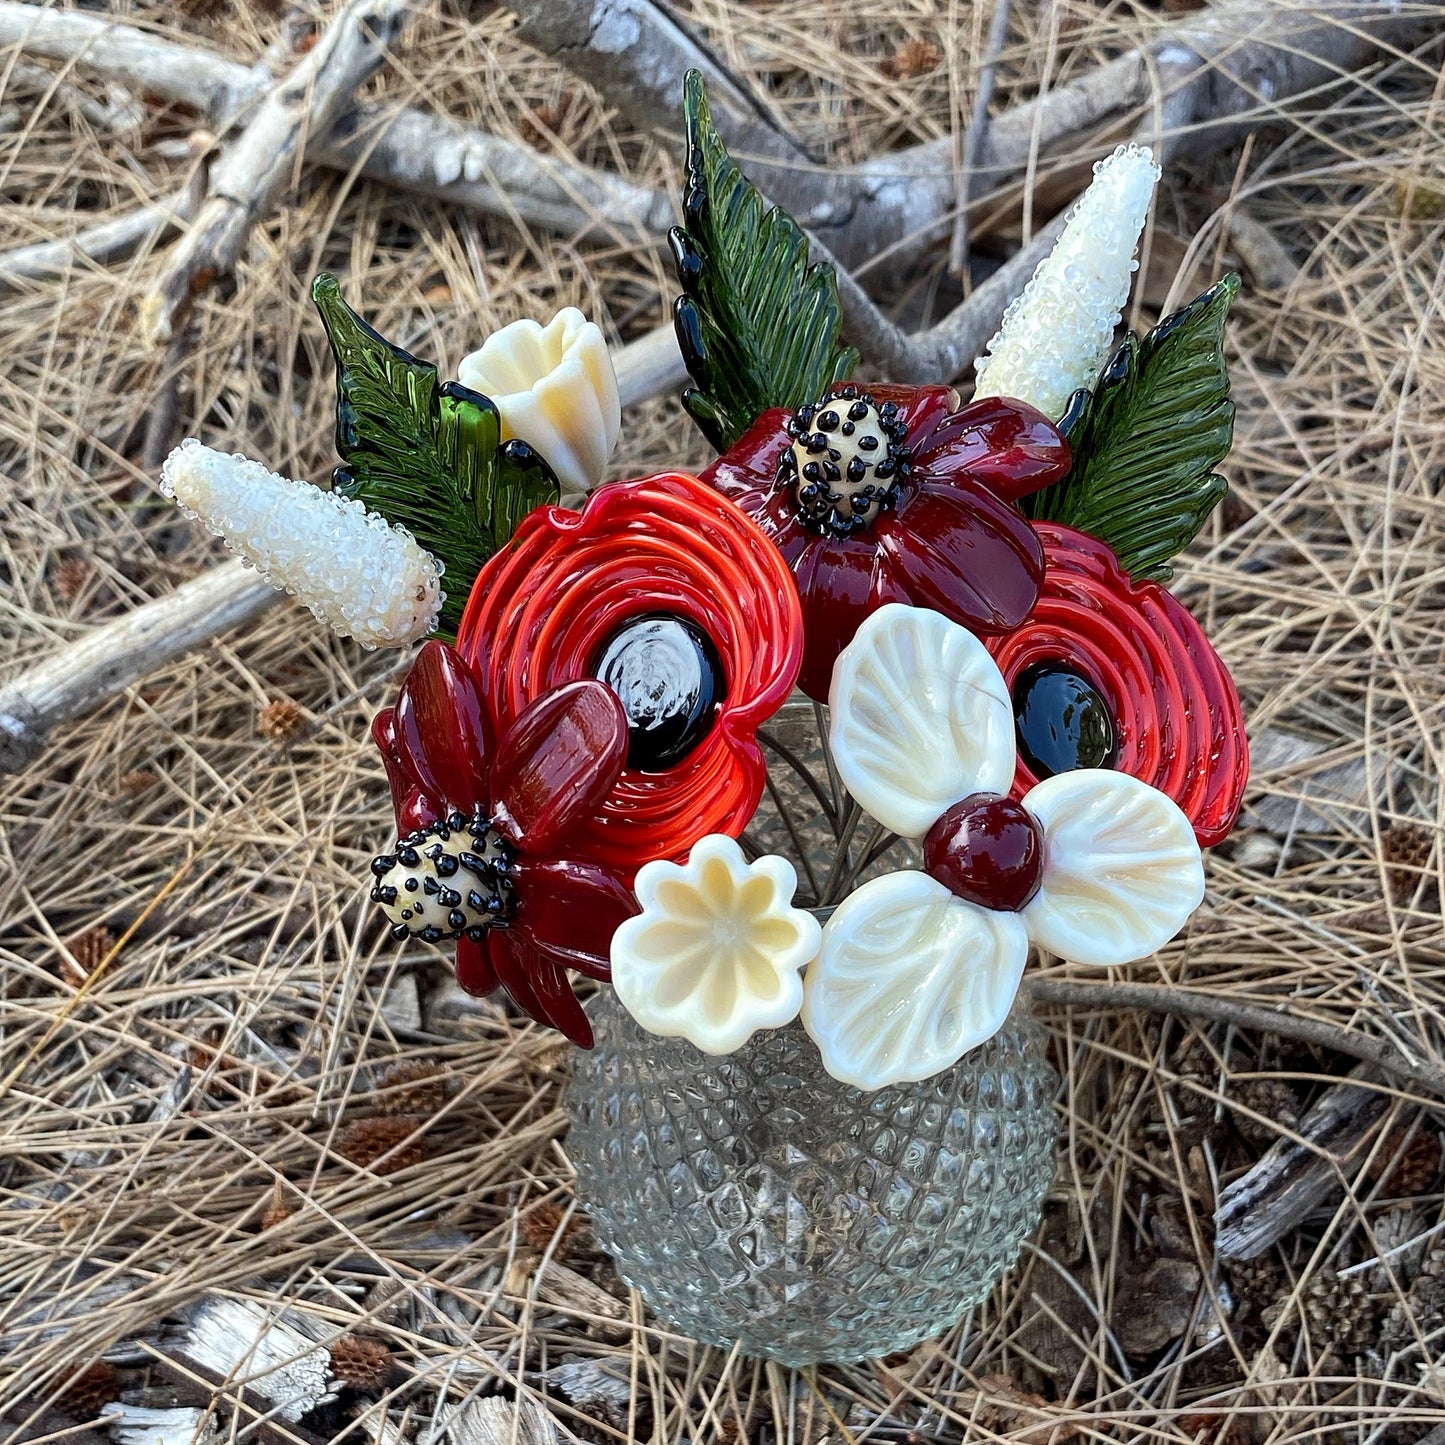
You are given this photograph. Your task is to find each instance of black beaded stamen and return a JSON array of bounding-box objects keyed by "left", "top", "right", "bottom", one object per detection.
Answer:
[
  {"left": 370, "top": 809, "right": 516, "bottom": 943},
  {"left": 775, "top": 384, "right": 911, "bottom": 537}
]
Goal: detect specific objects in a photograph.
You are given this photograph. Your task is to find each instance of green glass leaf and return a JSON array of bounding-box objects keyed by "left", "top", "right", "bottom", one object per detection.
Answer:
[
  {"left": 312, "top": 274, "right": 559, "bottom": 633},
  {"left": 1027, "top": 273, "right": 1240, "bottom": 582},
  {"left": 670, "top": 70, "right": 858, "bottom": 452}
]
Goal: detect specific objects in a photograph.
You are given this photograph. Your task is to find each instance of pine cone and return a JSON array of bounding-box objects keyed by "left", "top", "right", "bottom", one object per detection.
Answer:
[
  {"left": 1235, "top": 1077, "right": 1301, "bottom": 1144},
  {"left": 258, "top": 697, "right": 305, "bottom": 741},
  {"left": 54, "top": 555, "right": 92, "bottom": 602},
  {"left": 56, "top": 1361, "right": 120, "bottom": 1418},
  {"left": 1371, "top": 1127, "right": 1442, "bottom": 1196},
  {"left": 376, "top": 1059, "right": 446, "bottom": 1116},
  {"left": 1381, "top": 822, "right": 1436, "bottom": 904},
  {"left": 1303, "top": 1269, "right": 1380, "bottom": 1354},
  {"left": 880, "top": 38, "right": 942, "bottom": 79},
  {"left": 1225, "top": 1257, "right": 1283, "bottom": 1320},
  {"left": 520, "top": 1201, "right": 582, "bottom": 1260},
  {"left": 61, "top": 926, "right": 114, "bottom": 986},
  {"left": 1380, "top": 1244, "right": 1445, "bottom": 1353},
  {"left": 329, "top": 1334, "right": 390, "bottom": 1391},
  {"left": 337, "top": 1115, "right": 426, "bottom": 1174}
]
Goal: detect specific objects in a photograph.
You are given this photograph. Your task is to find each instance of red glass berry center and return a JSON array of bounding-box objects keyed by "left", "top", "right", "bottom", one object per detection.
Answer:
[{"left": 923, "top": 793, "right": 1044, "bottom": 912}]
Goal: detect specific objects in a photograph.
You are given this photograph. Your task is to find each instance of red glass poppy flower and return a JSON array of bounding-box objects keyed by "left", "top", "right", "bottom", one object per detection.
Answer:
[
  {"left": 370, "top": 641, "right": 639, "bottom": 1047},
  {"left": 986, "top": 522, "right": 1248, "bottom": 847},
  {"left": 457, "top": 471, "right": 803, "bottom": 875},
  {"left": 700, "top": 383, "right": 1070, "bottom": 700}
]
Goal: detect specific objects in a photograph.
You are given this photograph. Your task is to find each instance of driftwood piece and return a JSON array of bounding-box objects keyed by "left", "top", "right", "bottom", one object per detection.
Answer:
[
  {"left": 175, "top": 1296, "right": 335, "bottom": 1422},
  {"left": 101, "top": 1404, "right": 220, "bottom": 1445},
  {"left": 0, "top": 328, "right": 687, "bottom": 775},
  {"left": 0, "top": 2, "right": 671, "bottom": 254},
  {"left": 1214, "top": 1070, "right": 1389, "bottom": 1259},
  {"left": 442, "top": 1395, "right": 559, "bottom": 1445},
  {"left": 0, "top": 191, "right": 195, "bottom": 286},
  {"left": 1026, "top": 977, "right": 1445, "bottom": 1100},
  {"left": 512, "top": 0, "right": 1437, "bottom": 270},
  {"left": 140, "top": 0, "right": 413, "bottom": 346}
]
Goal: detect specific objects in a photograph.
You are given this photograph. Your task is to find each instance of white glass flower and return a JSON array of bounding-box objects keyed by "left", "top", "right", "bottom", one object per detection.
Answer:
[
  {"left": 972, "top": 143, "right": 1161, "bottom": 420},
  {"left": 805, "top": 603, "right": 1205, "bottom": 1090},
  {"left": 610, "top": 834, "right": 822, "bottom": 1055},
  {"left": 457, "top": 307, "right": 621, "bottom": 493},
  {"left": 161, "top": 439, "right": 443, "bottom": 648}
]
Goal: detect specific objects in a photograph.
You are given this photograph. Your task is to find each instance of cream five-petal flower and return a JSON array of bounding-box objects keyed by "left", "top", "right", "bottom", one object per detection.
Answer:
[
  {"left": 457, "top": 307, "right": 621, "bottom": 493},
  {"left": 803, "top": 603, "right": 1206, "bottom": 1091},
  {"left": 610, "top": 835, "right": 822, "bottom": 1055}
]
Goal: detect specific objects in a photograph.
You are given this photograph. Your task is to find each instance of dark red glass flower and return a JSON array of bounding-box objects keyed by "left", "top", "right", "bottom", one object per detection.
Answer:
[
  {"left": 701, "top": 383, "right": 1070, "bottom": 699},
  {"left": 987, "top": 522, "right": 1249, "bottom": 847},
  {"left": 370, "top": 641, "right": 639, "bottom": 1047},
  {"left": 457, "top": 471, "right": 803, "bottom": 875}
]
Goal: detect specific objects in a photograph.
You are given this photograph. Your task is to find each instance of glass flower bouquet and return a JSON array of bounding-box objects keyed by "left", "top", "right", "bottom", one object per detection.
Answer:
[{"left": 159, "top": 74, "right": 1248, "bottom": 1365}]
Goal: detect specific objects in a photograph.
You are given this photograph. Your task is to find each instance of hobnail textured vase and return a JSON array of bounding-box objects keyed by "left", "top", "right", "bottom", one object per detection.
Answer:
[{"left": 567, "top": 991, "right": 1060, "bottom": 1365}]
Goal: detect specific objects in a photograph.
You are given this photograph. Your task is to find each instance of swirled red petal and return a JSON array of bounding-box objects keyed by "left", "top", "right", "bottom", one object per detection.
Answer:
[
  {"left": 987, "top": 523, "right": 1248, "bottom": 847},
  {"left": 456, "top": 472, "right": 803, "bottom": 875}
]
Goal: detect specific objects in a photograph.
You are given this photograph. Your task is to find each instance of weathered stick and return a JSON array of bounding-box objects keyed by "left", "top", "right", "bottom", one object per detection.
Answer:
[
  {"left": 0, "top": 328, "right": 689, "bottom": 774},
  {"left": 830, "top": 210, "right": 1069, "bottom": 384},
  {"left": 950, "top": 0, "right": 1014, "bottom": 276},
  {"left": 139, "top": 0, "right": 413, "bottom": 345},
  {"left": 512, "top": 0, "right": 1439, "bottom": 270},
  {"left": 0, "top": 190, "right": 194, "bottom": 286},
  {"left": 1213, "top": 1070, "right": 1389, "bottom": 1259},
  {"left": 1026, "top": 977, "right": 1445, "bottom": 1100},
  {"left": 0, "top": 2, "right": 671, "bottom": 249}
]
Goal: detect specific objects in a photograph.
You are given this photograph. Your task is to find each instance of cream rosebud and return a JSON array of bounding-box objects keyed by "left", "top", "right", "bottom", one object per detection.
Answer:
[
  {"left": 457, "top": 307, "right": 621, "bottom": 492},
  {"left": 161, "top": 439, "right": 443, "bottom": 648},
  {"left": 973, "top": 143, "right": 1161, "bottom": 420}
]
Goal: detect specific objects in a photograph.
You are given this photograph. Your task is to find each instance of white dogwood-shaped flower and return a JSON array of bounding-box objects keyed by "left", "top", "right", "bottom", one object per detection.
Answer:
[
  {"left": 611, "top": 834, "right": 822, "bottom": 1054},
  {"left": 803, "top": 604, "right": 1205, "bottom": 1090}
]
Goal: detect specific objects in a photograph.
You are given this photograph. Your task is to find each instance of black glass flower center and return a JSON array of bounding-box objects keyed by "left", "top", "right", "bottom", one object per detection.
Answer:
[
  {"left": 371, "top": 811, "right": 515, "bottom": 944},
  {"left": 1013, "top": 663, "right": 1118, "bottom": 777},
  {"left": 592, "top": 614, "right": 726, "bottom": 772},
  {"left": 777, "top": 384, "right": 911, "bottom": 538}
]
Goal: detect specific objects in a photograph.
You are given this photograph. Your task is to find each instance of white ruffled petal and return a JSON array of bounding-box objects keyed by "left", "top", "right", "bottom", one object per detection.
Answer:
[
  {"left": 828, "top": 604, "right": 1016, "bottom": 838},
  {"left": 611, "top": 835, "right": 820, "bottom": 1055},
  {"left": 1021, "top": 771, "right": 1205, "bottom": 966},
  {"left": 802, "top": 870, "right": 1029, "bottom": 1090},
  {"left": 457, "top": 307, "right": 621, "bottom": 492}
]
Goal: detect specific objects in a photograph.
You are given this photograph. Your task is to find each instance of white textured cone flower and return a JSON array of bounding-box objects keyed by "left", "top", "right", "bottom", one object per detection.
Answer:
[
  {"left": 161, "top": 439, "right": 443, "bottom": 648},
  {"left": 457, "top": 307, "right": 621, "bottom": 493},
  {"left": 973, "top": 143, "right": 1161, "bottom": 420},
  {"left": 611, "top": 834, "right": 822, "bottom": 1055},
  {"left": 805, "top": 603, "right": 1205, "bottom": 1090}
]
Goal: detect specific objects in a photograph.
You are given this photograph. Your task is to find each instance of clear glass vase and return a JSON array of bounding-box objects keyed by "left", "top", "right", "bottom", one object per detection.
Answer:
[{"left": 567, "top": 990, "right": 1060, "bottom": 1366}]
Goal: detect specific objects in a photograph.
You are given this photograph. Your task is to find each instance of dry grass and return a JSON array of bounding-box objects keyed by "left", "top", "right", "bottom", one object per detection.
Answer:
[{"left": 1, "top": 1, "right": 1444, "bottom": 1440}]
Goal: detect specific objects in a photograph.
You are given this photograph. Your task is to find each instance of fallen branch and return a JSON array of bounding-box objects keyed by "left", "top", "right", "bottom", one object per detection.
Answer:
[
  {"left": 829, "top": 210, "right": 1068, "bottom": 384},
  {"left": 0, "top": 327, "right": 688, "bottom": 774},
  {"left": 1025, "top": 977, "right": 1445, "bottom": 1100},
  {"left": 0, "top": 190, "right": 194, "bottom": 287},
  {"left": 950, "top": 0, "right": 1013, "bottom": 276},
  {"left": 511, "top": 0, "right": 816, "bottom": 169},
  {"left": 1213, "top": 1069, "right": 1389, "bottom": 1259},
  {"left": 512, "top": 0, "right": 1438, "bottom": 269},
  {"left": 140, "top": 0, "right": 413, "bottom": 345},
  {"left": 0, "top": 2, "right": 672, "bottom": 246}
]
